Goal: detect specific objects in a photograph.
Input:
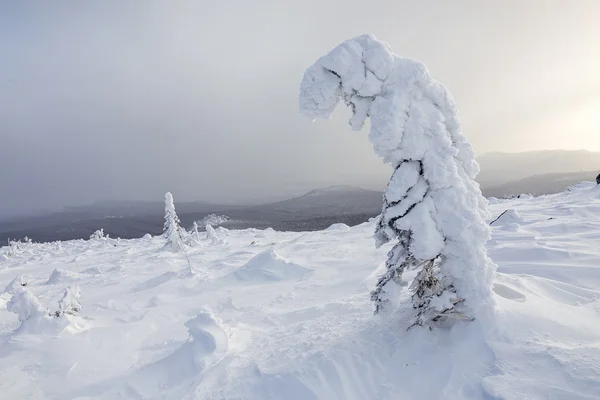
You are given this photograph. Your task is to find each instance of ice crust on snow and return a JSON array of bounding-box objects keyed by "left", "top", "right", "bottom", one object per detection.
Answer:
[{"left": 299, "top": 34, "right": 495, "bottom": 319}]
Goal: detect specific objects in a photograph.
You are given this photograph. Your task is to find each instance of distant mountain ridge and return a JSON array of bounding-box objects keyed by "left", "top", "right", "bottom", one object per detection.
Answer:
[
  {"left": 0, "top": 186, "right": 383, "bottom": 243},
  {"left": 482, "top": 171, "right": 598, "bottom": 198},
  {"left": 2, "top": 150, "right": 600, "bottom": 243},
  {"left": 477, "top": 149, "right": 600, "bottom": 187}
]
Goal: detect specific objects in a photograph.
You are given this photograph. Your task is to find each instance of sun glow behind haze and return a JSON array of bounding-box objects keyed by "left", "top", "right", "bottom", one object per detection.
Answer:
[{"left": 511, "top": 97, "right": 600, "bottom": 152}]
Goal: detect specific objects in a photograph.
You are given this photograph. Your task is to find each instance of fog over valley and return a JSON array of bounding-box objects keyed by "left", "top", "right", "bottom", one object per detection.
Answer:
[{"left": 2, "top": 2, "right": 599, "bottom": 219}]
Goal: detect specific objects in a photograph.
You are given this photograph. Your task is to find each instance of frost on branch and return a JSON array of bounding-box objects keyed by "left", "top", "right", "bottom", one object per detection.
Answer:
[{"left": 299, "top": 34, "right": 496, "bottom": 327}]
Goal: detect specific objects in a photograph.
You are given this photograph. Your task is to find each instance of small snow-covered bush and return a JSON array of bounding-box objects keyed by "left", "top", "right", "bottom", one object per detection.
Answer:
[
  {"left": 7, "top": 287, "right": 47, "bottom": 323},
  {"left": 90, "top": 229, "right": 107, "bottom": 240},
  {"left": 2, "top": 237, "right": 33, "bottom": 258},
  {"left": 299, "top": 34, "right": 496, "bottom": 327},
  {"left": 187, "top": 221, "right": 202, "bottom": 245},
  {"left": 205, "top": 224, "right": 223, "bottom": 244},
  {"left": 54, "top": 286, "right": 82, "bottom": 317},
  {"left": 6, "top": 286, "right": 78, "bottom": 334}
]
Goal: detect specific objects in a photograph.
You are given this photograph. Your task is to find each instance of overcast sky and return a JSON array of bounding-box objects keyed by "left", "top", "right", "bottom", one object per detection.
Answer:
[{"left": 1, "top": 1, "right": 599, "bottom": 215}]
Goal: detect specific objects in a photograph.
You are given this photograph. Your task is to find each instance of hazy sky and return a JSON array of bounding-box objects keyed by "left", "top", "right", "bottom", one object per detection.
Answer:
[{"left": 1, "top": 1, "right": 599, "bottom": 215}]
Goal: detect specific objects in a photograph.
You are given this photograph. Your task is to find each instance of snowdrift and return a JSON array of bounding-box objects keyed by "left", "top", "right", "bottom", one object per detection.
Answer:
[{"left": 230, "top": 248, "right": 312, "bottom": 282}]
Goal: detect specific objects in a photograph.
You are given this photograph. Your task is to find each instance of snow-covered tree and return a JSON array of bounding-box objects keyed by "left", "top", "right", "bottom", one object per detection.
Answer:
[
  {"left": 7, "top": 287, "right": 47, "bottom": 323},
  {"left": 54, "top": 285, "right": 82, "bottom": 317},
  {"left": 163, "top": 192, "right": 185, "bottom": 252},
  {"left": 90, "top": 229, "right": 106, "bottom": 240},
  {"left": 299, "top": 34, "right": 496, "bottom": 327},
  {"left": 205, "top": 224, "right": 223, "bottom": 244},
  {"left": 191, "top": 221, "right": 202, "bottom": 243}
]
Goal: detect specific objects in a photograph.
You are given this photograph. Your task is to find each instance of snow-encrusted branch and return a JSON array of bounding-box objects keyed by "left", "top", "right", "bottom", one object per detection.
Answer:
[{"left": 299, "top": 34, "right": 496, "bottom": 327}]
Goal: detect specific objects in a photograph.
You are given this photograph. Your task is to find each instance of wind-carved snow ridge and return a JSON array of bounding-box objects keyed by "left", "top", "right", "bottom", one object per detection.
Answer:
[{"left": 299, "top": 34, "right": 496, "bottom": 326}]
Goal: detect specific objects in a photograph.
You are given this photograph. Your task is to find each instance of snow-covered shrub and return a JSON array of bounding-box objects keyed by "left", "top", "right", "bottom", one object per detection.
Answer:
[
  {"left": 6, "top": 286, "right": 76, "bottom": 334},
  {"left": 7, "top": 287, "right": 47, "bottom": 323},
  {"left": 187, "top": 221, "right": 202, "bottom": 246},
  {"left": 205, "top": 224, "right": 223, "bottom": 244},
  {"left": 198, "top": 214, "right": 229, "bottom": 230},
  {"left": 2, "top": 238, "right": 32, "bottom": 258},
  {"left": 54, "top": 286, "right": 82, "bottom": 317},
  {"left": 90, "top": 229, "right": 107, "bottom": 240},
  {"left": 299, "top": 34, "right": 496, "bottom": 327},
  {"left": 163, "top": 192, "right": 186, "bottom": 252}
]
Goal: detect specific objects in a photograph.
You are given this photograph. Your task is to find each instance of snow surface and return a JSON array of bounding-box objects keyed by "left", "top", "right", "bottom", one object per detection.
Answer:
[{"left": 1, "top": 182, "right": 600, "bottom": 399}]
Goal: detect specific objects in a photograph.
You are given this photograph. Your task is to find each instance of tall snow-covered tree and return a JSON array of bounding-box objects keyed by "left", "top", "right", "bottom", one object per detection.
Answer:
[
  {"left": 163, "top": 192, "right": 184, "bottom": 252},
  {"left": 299, "top": 34, "right": 496, "bottom": 327}
]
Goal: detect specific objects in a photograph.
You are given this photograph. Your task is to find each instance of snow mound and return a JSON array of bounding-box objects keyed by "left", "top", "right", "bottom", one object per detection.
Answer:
[
  {"left": 46, "top": 268, "right": 81, "bottom": 285},
  {"left": 231, "top": 249, "right": 311, "bottom": 282},
  {"left": 82, "top": 267, "right": 102, "bottom": 275},
  {"left": 3, "top": 275, "right": 28, "bottom": 294},
  {"left": 87, "top": 310, "right": 230, "bottom": 399},
  {"left": 185, "top": 311, "right": 229, "bottom": 360},
  {"left": 490, "top": 209, "right": 524, "bottom": 227},
  {"left": 325, "top": 223, "right": 350, "bottom": 231}
]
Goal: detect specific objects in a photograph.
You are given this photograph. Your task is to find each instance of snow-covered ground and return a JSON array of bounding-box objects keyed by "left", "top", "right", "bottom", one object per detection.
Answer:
[{"left": 1, "top": 183, "right": 600, "bottom": 399}]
